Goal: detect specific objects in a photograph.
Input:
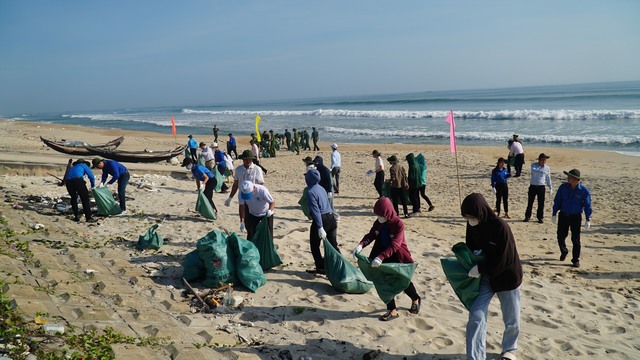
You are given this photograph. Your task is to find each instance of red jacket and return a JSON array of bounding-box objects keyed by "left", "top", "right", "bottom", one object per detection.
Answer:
[{"left": 359, "top": 197, "right": 414, "bottom": 263}]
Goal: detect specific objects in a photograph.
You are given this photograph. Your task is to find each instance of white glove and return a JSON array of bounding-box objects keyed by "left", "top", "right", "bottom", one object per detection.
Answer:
[
  {"left": 352, "top": 244, "right": 363, "bottom": 259},
  {"left": 371, "top": 257, "right": 382, "bottom": 268},
  {"left": 491, "top": 187, "right": 496, "bottom": 194},
  {"left": 549, "top": 188, "right": 554, "bottom": 196},
  {"left": 318, "top": 227, "right": 327, "bottom": 239},
  {"left": 552, "top": 215, "right": 557, "bottom": 224},
  {"left": 224, "top": 197, "right": 232, "bottom": 207},
  {"left": 328, "top": 192, "right": 333, "bottom": 199},
  {"left": 584, "top": 220, "right": 591, "bottom": 230},
  {"left": 266, "top": 209, "right": 275, "bottom": 217},
  {"left": 98, "top": 183, "right": 105, "bottom": 188},
  {"left": 239, "top": 222, "right": 246, "bottom": 233},
  {"left": 468, "top": 265, "right": 480, "bottom": 278}
]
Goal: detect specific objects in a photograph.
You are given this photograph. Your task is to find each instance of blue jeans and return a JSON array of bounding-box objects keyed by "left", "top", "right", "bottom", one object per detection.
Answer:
[
  {"left": 466, "top": 277, "right": 520, "bottom": 360},
  {"left": 117, "top": 172, "right": 130, "bottom": 211}
]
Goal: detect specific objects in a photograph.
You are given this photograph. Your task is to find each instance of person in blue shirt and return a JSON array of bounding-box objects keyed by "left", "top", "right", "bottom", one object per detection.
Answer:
[
  {"left": 92, "top": 158, "right": 130, "bottom": 212},
  {"left": 64, "top": 159, "right": 96, "bottom": 222},
  {"left": 182, "top": 157, "right": 218, "bottom": 213},
  {"left": 227, "top": 133, "right": 238, "bottom": 159},
  {"left": 187, "top": 135, "right": 198, "bottom": 160},
  {"left": 491, "top": 157, "right": 511, "bottom": 219},
  {"left": 305, "top": 169, "right": 339, "bottom": 274},
  {"left": 552, "top": 169, "right": 592, "bottom": 268}
]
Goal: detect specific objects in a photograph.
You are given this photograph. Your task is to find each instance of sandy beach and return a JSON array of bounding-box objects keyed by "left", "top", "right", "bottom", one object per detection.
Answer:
[{"left": 1, "top": 119, "right": 639, "bottom": 359}]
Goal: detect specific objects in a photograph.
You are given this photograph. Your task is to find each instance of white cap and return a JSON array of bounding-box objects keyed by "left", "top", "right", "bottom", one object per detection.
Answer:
[
  {"left": 331, "top": 143, "right": 338, "bottom": 149},
  {"left": 240, "top": 180, "right": 254, "bottom": 200},
  {"left": 212, "top": 142, "right": 219, "bottom": 147}
]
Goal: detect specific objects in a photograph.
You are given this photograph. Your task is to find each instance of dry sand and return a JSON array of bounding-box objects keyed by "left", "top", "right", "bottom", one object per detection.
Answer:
[{"left": 1, "top": 119, "right": 639, "bottom": 359}]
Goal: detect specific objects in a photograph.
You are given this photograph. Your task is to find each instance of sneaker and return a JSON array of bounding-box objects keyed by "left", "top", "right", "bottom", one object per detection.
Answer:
[
  {"left": 560, "top": 252, "right": 568, "bottom": 261},
  {"left": 404, "top": 213, "right": 412, "bottom": 219},
  {"left": 427, "top": 205, "right": 435, "bottom": 212},
  {"left": 86, "top": 218, "right": 98, "bottom": 223},
  {"left": 572, "top": 260, "right": 580, "bottom": 268},
  {"left": 538, "top": 219, "right": 544, "bottom": 224},
  {"left": 523, "top": 218, "right": 530, "bottom": 222},
  {"left": 120, "top": 210, "right": 128, "bottom": 215}
]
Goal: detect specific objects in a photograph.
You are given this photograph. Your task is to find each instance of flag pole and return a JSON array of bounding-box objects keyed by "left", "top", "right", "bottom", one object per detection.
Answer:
[
  {"left": 445, "top": 110, "right": 462, "bottom": 207},
  {"left": 454, "top": 148, "right": 462, "bottom": 208}
]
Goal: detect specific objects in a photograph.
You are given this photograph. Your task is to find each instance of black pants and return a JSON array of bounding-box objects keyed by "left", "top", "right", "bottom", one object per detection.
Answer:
[
  {"left": 374, "top": 171, "right": 384, "bottom": 197},
  {"left": 525, "top": 185, "right": 546, "bottom": 221},
  {"left": 66, "top": 178, "right": 92, "bottom": 221},
  {"left": 203, "top": 180, "right": 217, "bottom": 211},
  {"left": 189, "top": 148, "right": 197, "bottom": 160},
  {"left": 557, "top": 212, "right": 582, "bottom": 262},
  {"left": 245, "top": 210, "right": 273, "bottom": 242},
  {"left": 286, "top": 138, "right": 291, "bottom": 150},
  {"left": 387, "top": 281, "right": 419, "bottom": 310},
  {"left": 495, "top": 182, "right": 509, "bottom": 213},
  {"left": 313, "top": 139, "right": 319, "bottom": 151},
  {"left": 408, "top": 187, "right": 420, "bottom": 213},
  {"left": 419, "top": 185, "right": 433, "bottom": 207},
  {"left": 514, "top": 154, "right": 525, "bottom": 176},
  {"left": 310, "top": 213, "right": 339, "bottom": 271},
  {"left": 332, "top": 167, "right": 341, "bottom": 193},
  {"left": 390, "top": 187, "right": 408, "bottom": 216}
]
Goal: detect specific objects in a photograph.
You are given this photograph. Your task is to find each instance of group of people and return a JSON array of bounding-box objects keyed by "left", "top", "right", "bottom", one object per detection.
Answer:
[{"left": 57, "top": 130, "right": 594, "bottom": 360}]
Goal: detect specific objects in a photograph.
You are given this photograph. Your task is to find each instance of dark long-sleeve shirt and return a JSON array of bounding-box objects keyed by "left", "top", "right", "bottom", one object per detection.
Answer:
[
  {"left": 552, "top": 182, "right": 592, "bottom": 220},
  {"left": 64, "top": 163, "right": 95, "bottom": 188},
  {"left": 101, "top": 160, "right": 128, "bottom": 185},
  {"left": 491, "top": 167, "right": 510, "bottom": 187}
]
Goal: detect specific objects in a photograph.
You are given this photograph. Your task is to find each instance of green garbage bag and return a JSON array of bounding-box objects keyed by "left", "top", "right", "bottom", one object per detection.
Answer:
[
  {"left": 213, "top": 166, "right": 225, "bottom": 192},
  {"left": 356, "top": 253, "right": 417, "bottom": 304},
  {"left": 195, "top": 190, "right": 217, "bottom": 220},
  {"left": 227, "top": 232, "right": 266, "bottom": 292},
  {"left": 298, "top": 188, "right": 311, "bottom": 220},
  {"left": 136, "top": 224, "right": 163, "bottom": 250},
  {"left": 381, "top": 182, "right": 411, "bottom": 203},
  {"left": 250, "top": 217, "right": 282, "bottom": 270},
  {"left": 323, "top": 238, "right": 373, "bottom": 294},
  {"left": 223, "top": 168, "right": 232, "bottom": 178},
  {"left": 197, "top": 229, "right": 236, "bottom": 287},
  {"left": 182, "top": 249, "right": 206, "bottom": 282},
  {"left": 91, "top": 187, "right": 122, "bottom": 215},
  {"left": 197, "top": 154, "right": 206, "bottom": 166},
  {"left": 440, "top": 242, "right": 486, "bottom": 311}
]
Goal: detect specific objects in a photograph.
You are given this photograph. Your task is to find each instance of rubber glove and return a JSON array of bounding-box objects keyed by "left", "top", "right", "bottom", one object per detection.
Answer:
[
  {"left": 552, "top": 215, "right": 557, "bottom": 224},
  {"left": 266, "top": 209, "right": 275, "bottom": 217},
  {"left": 549, "top": 188, "right": 554, "bottom": 196},
  {"left": 584, "top": 220, "right": 591, "bottom": 230},
  {"left": 318, "top": 227, "right": 327, "bottom": 239},
  {"left": 468, "top": 265, "right": 480, "bottom": 278},
  {"left": 98, "top": 183, "right": 105, "bottom": 188},
  {"left": 371, "top": 257, "right": 382, "bottom": 268},
  {"left": 224, "top": 197, "right": 232, "bottom": 207},
  {"left": 491, "top": 187, "right": 496, "bottom": 194},
  {"left": 352, "top": 244, "right": 363, "bottom": 259},
  {"left": 239, "top": 222, "right": 246, "bottom": 233},
  {"left": 327, "top": 192, "right": 333, "bottom": 199}
]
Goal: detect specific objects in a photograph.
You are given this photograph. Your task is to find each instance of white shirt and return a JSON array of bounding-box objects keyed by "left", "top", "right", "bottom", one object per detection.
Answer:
[
  {"left": 238, "top": 184, "right": 273, "bottom": 217},
  {"left": 252, "top": 143, "right": 260, "bottom": 161},
  {"left": 530, "top": 162, "right": 552, "bottom": 188},
  {"left": 375, "top": 156, "right": 384, "bottom": 172},
  {"left": 331, "top": 150, "right": 341, "bottom": 169},
  {"left": 234, "top": 163, "right": 264, "bottom": 185},
  {"left": 509, "top": 141, "right": 524, "bottom": 156},
  {"left": 224, "top": 153, "right": 234, "bottom": 170},
  {"left": 200, "top": 147, "right": 215, "bottom": 161}
]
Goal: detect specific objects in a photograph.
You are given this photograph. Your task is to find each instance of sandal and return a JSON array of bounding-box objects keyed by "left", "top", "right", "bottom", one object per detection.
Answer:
[
  {"left": 409, "top": 297, "right": 421, "bottom": 314},
  {"left": 378, "top": 310, "right": 399, "bottom": 321}
]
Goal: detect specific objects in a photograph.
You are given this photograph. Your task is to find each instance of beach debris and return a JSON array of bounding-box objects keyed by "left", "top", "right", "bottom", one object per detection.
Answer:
[
  {"left": 12, "top": 204, "right": 24, "bottom": 210},
  {"left": 32, "top": 223, "right": 45, "bottom": 230},
  {"left": 182, "top": 278, "right": 211, "bottom": 312},
  {"left": 41, "top": 323, "right": 65, "bottom": 335},
  {"left": 168, "top": 157, "right": 180, "bottom": 165},
  {"left": 85, "top": 269, "right": 97, "bottom": 274}
]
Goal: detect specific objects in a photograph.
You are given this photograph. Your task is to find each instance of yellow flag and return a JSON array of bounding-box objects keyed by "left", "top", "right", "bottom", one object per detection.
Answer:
[{"left": 255, "top": 115, "right": 261, "bottom": 142}]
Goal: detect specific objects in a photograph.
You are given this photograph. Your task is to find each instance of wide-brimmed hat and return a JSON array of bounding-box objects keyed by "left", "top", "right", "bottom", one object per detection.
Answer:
[
  {"left": 372, "top": 150, "right": 380, "bottom": 156},
  {"left": 181, "top": 157, "right": 194, "bottom": 167},
  {"left": 74, "top": 158, "right": 90, "bottom": 166},
  {"left": 538, "top": 153, "right": 550, "bottom": 160},
  {"left": 387, "top": 155, "right": 398, "bottom": 163},
  {"left": 302, "top": 156, "right": 314, "bottom": 164},
  {"left": 238, "top": 149, "right": 255, "bottom": 160},
  {"left": 563, "top": 169, "right": 581, "bottom": 180},
  {"left": 199, "top": 142, "right": 206, "bottom": 147},
  {"left": 497, "top": 157, "right": 507, "bottom": 164},
  {"left": 91, "top": 158, "right": 103, "bottom": 169},
  {"left": 240, "top": 180, "right": 254, "bottom": 200}
]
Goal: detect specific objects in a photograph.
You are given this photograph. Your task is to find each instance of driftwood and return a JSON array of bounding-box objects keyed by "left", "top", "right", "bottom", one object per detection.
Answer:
[{"left": 182, "top": 278, "right": 210, "bottom": 311}]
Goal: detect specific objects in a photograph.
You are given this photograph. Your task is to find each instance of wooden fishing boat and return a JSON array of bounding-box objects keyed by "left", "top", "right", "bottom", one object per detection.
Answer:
[
  {"left": 83, "top": 144, "right": 187, "bottom": 163},
  {"left": 40, "top": 136, "right": 125, "bottom": 156}
]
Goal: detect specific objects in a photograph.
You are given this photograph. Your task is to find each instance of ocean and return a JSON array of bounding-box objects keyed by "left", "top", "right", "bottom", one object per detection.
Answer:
[{"left": 7, "top": 81, "right": 640, "bottom": 156}]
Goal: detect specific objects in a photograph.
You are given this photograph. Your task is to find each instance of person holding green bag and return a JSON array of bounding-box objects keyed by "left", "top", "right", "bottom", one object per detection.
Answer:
[
  {"left": 352, "top": 197, "right": 421, "bottom": 321},
  {"left": 182, "top": 157, "right": 218, "bottom": 215},
  {"left": 92, "top": 158, "right": 130, "bottom": 212},
  {"left": 460, "top": 193, "right": 522, "bottom": 360},
  {"left": 238, "top": 180, "right": 275, "bottom": 240}
]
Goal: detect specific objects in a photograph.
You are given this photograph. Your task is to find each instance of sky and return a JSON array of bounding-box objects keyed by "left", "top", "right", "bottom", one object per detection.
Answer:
[{"left": 1, "top": 0, "right": 639, "bottom": 115}]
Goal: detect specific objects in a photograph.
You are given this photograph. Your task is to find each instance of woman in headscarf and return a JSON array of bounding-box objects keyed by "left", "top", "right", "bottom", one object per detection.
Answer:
[
  {"left": 460, "top": 193, "right": 522, "bottom": 360},
  {"left": 352, "top": 197, "right": 421, "bottom": 321},
  {"left": 405, "top": 153, "right": 421, "bottom": 214}
]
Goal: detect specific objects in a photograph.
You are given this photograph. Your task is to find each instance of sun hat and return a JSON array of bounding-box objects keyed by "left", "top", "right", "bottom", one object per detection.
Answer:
[
  {"left": 302, "top": 156, "right": 314, "bottom": 164},
  {"left": 387, "top": 155, "right": 398, "bottom": 163},
  {"left": 538, "top": 153, "right": 550, "bottom": 160},
  {"left": 199, "top": 142, "right": 206, "bottom": 147},
  {"left": 331, "top": 143, "right": 338, "bottom": 149},
  {"left": 238, "top": 149, "right": 255, "bottom": 160},
  {"left": 240, "top": 180, "right": 254, "bottom": 200},
  {"left": 563, "top": 169, "right": 581, "bottom": 180},
  {"left": 91, "top": 158, "right": 103, "bottom": 169},
  {"left": 181, "top": 157, "right": 194, "bottom": 167}
]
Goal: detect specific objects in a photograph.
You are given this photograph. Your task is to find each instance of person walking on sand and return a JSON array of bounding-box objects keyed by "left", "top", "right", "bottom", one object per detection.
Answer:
[
  {"left": 460, "top": 193, "right": 522, "bottom": 360},
  {"left": 284, "top": 129, "right": 292, "bottom": 151},
  {"left": 224, "top": 149, "right": 265, "bottom": 207},
  {"left": 251, "top": 139, "right": 268, "bottom": 174},
  {"left": 552, "top": 169, "right": 592, "bottom": 268},
  {"left": 509, "top": 137, "right": 525, "bottom": 177},
  {"left": 405, "top": 153, "right": 421, "bottom": 215},
  {"left": 387, "top": 155, "right": 410, "bottom": 218},
  {"left": 313, "top": 155, "right": 339, "bottom": 219},
  {"left": 524, "top": 153, "right": 552, "bottom": 223},
  {"left": 352, "top": 197, "right": 421, "bottom": 321},
  {"left": 227, "top": 133, "right": 238, "bottom": 159},
  {"left": 371, "top": 150, "right": 385, "bottom": 198},
  {"left": 181, "top": 157, "right": 218, "bottom": 215},
  {"left": 187, "top": 135, "right": 198, "bottom": 160},
  {"left": 305, "top": 168, "right": 339, "bottom": 275},
  {"left": 238, "top": 180, "right": 275, "bottom": 241},
  {"left": 293, "top": 128, "right": 300, "bottom": 155},
  {"left": 92, "top": 158, "right": 130, "bottom": 212},
  {"left": 212, "top": 124, "right": 219, "bottom": 143},
  {"left": 491, "top": 157, "right": 511, "bottom": 218},
  {"left": 416, "top": 153, "right": 435, "bottom": 212},
  {"left": 311, "top": 127, "right": 320, "bottom": 151},
  {"left": 64, "top": 159, "right": 96, "bottom": 222},
  {"left": 330, "top": 143, "right": 341, "bottom": 194}
]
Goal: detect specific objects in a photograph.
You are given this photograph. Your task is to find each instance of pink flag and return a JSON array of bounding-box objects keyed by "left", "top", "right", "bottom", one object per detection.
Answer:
[
  {"left": 445, "top": 110, "right": 456, "bottom": 153},
  {"left": 171, "top": 116, "right": 176, "bottom": 137}
]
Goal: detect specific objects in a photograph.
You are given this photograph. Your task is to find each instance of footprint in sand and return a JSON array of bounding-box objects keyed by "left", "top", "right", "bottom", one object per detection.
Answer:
[
  {"left": 426, "top": 336, "right": 454, "bottom": 350},
  {"left": 528, "top": 317, "right": 560, "bottom": 329}
]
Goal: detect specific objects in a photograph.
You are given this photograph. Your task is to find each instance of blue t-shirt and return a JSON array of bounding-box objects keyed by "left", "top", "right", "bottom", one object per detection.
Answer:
[
  {"left": 552, "top": 182, "right": 592, "bottom": 220},
  {"left": 65, "top": 163, "right": 95, "bottom": 188},
  {"left": 191, "top": 164, "right": 214, "bottom": 182},
  {"left": 101, "top": 160, "right": 128, "bottom": 185}
]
